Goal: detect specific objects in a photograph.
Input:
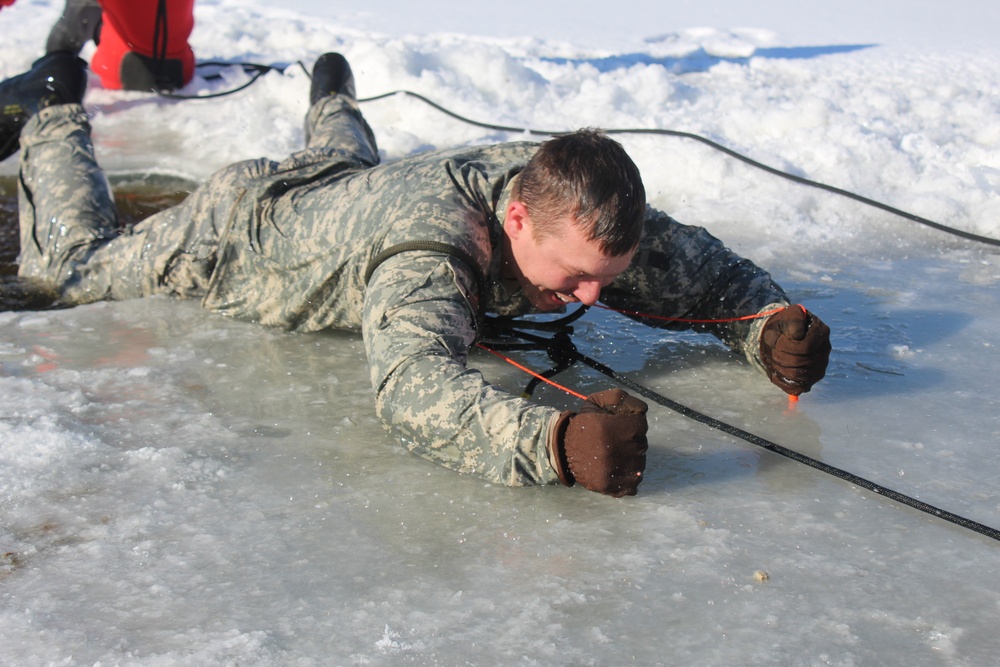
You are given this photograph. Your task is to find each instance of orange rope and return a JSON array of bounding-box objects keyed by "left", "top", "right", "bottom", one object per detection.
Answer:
[
  {"left": 475, "top": 342, "right": 588, "bottom": 400},
  {"left": 477, "top": 304, "right": 804, "bottom": 403},
  {"left": 593, "top": 303, "right": 788, "bottom": 324}
]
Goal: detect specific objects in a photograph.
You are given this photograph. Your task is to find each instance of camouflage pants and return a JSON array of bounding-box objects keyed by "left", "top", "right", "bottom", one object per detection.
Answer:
[{"left": 17, "top": 95, "right": 378, "bottom": 305}]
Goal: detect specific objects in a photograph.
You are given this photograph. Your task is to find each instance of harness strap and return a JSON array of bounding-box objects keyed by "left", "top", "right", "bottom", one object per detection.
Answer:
[{"left": 363, "top": 240, "right": 488, "bottom": 332}]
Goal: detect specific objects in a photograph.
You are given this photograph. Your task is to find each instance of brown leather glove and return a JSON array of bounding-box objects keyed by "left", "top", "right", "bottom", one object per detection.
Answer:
[
  {"left": 760, "top": 305, "right": 831, "bottom": 396},
  {"left": 549, "top": 389, "right": 649, "bottom": 497}
]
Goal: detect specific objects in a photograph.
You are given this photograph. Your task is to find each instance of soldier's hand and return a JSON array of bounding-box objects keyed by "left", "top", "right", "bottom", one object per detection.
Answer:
[
  {"left": 760, "top": 304, "right": 831, "bottom": 396},
  {"left": 549, "top": 389, "right": 649, "bottom": 497}
]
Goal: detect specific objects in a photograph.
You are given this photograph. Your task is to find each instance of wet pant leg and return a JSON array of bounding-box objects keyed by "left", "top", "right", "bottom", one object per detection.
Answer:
[
  {"left": 17, "top": 104, "right": 277, "bottom": 304},
  {"left": 304, "top": 95, "right": 380, "bottom": 167},
  {"left": 17, "top": 104, "right": 121, "bottom": 303}
]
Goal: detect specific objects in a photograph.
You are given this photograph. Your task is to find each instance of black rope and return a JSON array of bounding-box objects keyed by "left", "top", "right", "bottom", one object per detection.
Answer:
[
  {"left": 156, "top": 61, "right": 309, "bottom": 101},
  {"left": 490, "top": 324, "right": 1000, "bottom": 544},
  {"left": 484, "top": 305, "right": 590, "bottom": 337},
  {"left": 152, "top": 63, "right": 1000, "bottom": 248},
  {"left": 358, "top": 89, "right": 1000, "bottom": 248},
  {"left": 482, "top": 311, "right": 590, "bottom": 395}
]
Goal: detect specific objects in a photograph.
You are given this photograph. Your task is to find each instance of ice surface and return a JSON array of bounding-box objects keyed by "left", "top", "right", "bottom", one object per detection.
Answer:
[{"left": 1, "top": 1, "right": 999, "bottom": 664}]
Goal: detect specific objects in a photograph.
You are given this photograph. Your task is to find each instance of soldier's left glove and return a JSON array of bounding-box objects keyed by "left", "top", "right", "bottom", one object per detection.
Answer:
[{"left": 760, "top": 304, "right": 831, "bottom": 396}]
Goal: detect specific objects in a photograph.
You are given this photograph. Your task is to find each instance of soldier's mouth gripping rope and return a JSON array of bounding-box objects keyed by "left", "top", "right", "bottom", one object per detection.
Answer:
[{"left": 478, "top": 306, "right": 1000, "bottom": 545}]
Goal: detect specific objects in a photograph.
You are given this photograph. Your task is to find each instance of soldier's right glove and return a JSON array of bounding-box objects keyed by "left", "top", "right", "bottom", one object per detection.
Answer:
[{"left": 549, "top": 388, "right": 649, "bottom": 497}]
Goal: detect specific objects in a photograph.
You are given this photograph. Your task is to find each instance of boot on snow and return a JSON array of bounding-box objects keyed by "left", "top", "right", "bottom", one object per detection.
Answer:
[{"left": 309, "top": 52, "right": 356, "bottom": 105}]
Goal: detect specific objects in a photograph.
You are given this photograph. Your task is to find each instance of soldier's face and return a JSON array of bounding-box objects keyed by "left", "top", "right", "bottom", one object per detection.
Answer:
[{"left": 503, "top": 201, "right": 634, "bottom": 311}]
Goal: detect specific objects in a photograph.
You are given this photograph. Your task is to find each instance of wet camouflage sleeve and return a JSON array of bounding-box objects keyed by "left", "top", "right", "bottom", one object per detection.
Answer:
[
  {"left": 357, "top": 205, "right": 789, "bottom": 486},
  {"left": 362, "top": 250, "right": 562, "bottom": 486},
  {"left": 601, "top": 206, "right": 790, "bottom": 374}
]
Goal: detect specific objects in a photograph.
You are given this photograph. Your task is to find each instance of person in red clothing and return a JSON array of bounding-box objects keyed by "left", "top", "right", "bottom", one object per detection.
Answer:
[{"left": 45, "top": 0, "right": 196, "bottom": 92}]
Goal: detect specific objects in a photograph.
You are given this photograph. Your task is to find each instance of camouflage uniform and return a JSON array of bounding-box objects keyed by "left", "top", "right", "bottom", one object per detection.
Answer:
[{"left": 17, "top": 96, "right": 788, "bottom": 487}]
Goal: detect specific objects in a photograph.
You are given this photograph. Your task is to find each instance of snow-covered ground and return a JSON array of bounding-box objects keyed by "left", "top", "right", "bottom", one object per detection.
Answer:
[{"left": 1, "top": 1, "right": 999, "bottom": 664}]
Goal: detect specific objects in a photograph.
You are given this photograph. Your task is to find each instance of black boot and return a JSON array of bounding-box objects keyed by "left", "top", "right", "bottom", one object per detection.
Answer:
[
  {"left": 0, "top": 52, "right": 88, "bottom": 162},
  {"left": 309, "top": 52, "right": 356, "bottom": 105},
  {"left": 119, "top": 51, "right": 187, "bottom": 92}
]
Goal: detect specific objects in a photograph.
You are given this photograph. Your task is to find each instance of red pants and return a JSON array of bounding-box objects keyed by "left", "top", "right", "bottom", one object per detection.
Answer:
[{"left": 91, "top": 0, "right": 195, "bottom": 90}]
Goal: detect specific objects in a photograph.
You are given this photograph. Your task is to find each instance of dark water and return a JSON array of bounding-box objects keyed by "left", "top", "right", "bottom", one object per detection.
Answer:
[{"left": 0, "top": 174, "right": 193, "bottom": 310}]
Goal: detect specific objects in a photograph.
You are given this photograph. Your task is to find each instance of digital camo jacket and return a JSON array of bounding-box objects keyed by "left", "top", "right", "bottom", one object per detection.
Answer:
[{"left": 18, "top": 99, "right": 788, "bottom": 487}]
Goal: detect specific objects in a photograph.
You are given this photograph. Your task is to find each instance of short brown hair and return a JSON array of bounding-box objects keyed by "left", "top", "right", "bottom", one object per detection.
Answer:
[{"left": 513, "top": 129, "right": 646, "bottom": 256}]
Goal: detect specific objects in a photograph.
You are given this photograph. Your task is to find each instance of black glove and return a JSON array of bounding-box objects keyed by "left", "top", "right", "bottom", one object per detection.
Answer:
[
  {"left": 760, "top": 305, "right": 831, "bottom": 395},
  {"left": 549, "top": 389, "right": 649, "bottom": 497}
]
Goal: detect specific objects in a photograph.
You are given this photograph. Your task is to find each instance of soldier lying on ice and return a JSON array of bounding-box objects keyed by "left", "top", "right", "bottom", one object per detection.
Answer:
[{"left": 0, "top": 51, "right": 831, "bottom": 497}]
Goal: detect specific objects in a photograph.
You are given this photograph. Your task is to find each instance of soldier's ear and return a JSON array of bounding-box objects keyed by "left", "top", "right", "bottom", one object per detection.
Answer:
[{"left": 505, "top": 200, "right": 531, "bottom": 240}]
